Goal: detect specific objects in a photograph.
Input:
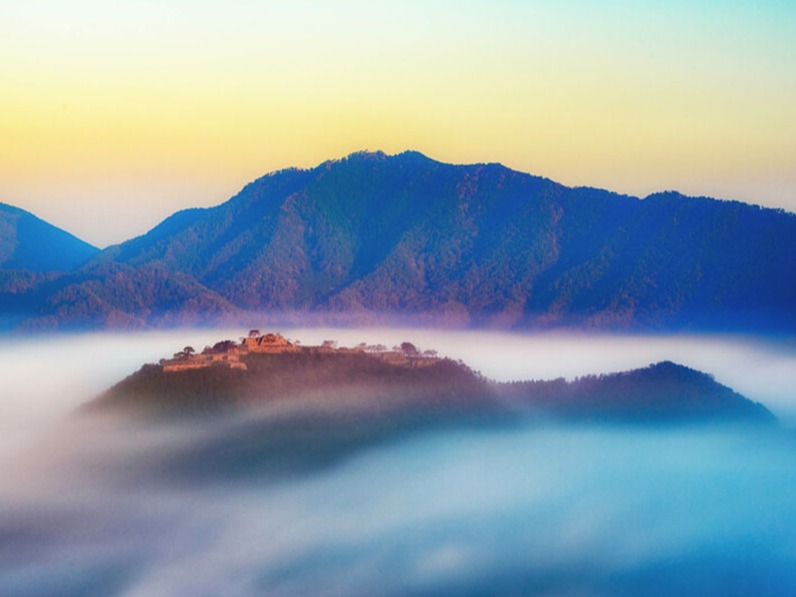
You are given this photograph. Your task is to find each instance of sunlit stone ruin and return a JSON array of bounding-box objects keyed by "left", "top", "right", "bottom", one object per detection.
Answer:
[{"left": 160, "top": 331, "right": 441, "bottom": 372}]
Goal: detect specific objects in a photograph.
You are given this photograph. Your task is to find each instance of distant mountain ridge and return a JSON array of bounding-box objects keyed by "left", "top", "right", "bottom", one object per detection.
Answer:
[
  {"left": 2, "top": 151, "right": 796, "bottom": 332},
  {"left": 0, "top": 203, "right": 98, "bottom": 272}
]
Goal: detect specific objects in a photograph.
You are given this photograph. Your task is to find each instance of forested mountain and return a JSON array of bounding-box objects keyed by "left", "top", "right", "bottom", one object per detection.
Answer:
[
  {"left": 500, "top": 361, "right": 774, "bottom": 422},
  {"left": 97, "top": 150, "right": 796, "bottom": 331},
  {"left": 2, "top": 151, "right": 795, "bottom": 332},
  {"left": 0, "top": 203, "right": 98, "bottom": 271},
  {"left": 0, "top": 261, "right": 240, "bottom": 332},
  {"left": 93, "top": 350, "right": 775, "bottom": 425}
]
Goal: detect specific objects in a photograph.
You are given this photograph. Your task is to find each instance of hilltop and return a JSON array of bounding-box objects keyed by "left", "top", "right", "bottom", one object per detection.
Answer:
[
  {"left": 89, "top": 331, "right": 775, "bottom": 425},
  {"left": 89, "top": 331, "right": 489, "bottom": 418}
]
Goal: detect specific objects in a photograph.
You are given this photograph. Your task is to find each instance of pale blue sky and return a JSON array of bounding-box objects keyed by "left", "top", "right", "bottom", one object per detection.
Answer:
[{"left": 2, "top": 0, "right": 795, "bottom": 245}]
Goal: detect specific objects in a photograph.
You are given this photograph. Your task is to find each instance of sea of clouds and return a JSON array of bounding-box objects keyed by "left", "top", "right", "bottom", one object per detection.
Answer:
[{"left": 2, "top": 329, "right": 796, "bottom": 595}]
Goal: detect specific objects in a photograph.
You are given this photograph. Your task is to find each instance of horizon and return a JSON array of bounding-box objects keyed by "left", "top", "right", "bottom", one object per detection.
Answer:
[
  {"left": 2, "top": 1, "right": 795, "bottom": 247},
  {"left": 7, "top": 148, "right": 796, "bottom": 250}
]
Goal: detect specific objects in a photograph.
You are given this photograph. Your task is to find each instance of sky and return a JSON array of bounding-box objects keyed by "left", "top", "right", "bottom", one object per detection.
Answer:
[{"left": 1, "top": 0, "right": 795, "bottom": 247}]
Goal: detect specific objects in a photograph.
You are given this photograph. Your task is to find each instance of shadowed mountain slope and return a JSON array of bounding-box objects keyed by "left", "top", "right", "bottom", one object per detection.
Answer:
[
  {"left": 0, "top": 262, "right": 240, "bottom": 332},
  {"left": 500, "top": 361, "right": 775, "bottom": 423},
  {"left": 0, "top": 203, "right": 98, "bottom": 272}
]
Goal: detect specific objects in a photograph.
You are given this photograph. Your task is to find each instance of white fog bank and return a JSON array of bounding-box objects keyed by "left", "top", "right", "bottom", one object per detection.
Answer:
[
  {"left": 2, "top": 329, "right": 796, "bottom": 596},
  {"left": 3, "top": 420, "right": 796, "bottom": 596}
]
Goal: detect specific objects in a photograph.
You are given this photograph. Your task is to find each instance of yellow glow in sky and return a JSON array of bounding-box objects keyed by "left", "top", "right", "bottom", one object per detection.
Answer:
[{"left": 2, "top": 0, "right": 795, "bottom": 246}]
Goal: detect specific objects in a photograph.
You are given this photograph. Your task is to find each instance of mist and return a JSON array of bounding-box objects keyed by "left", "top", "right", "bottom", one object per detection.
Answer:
[
  {"left": 2, "top": 329, "right": 796, "bottom": 595},
  {"left": 286, "top": 328, "right": 796, "bottom": 421}
]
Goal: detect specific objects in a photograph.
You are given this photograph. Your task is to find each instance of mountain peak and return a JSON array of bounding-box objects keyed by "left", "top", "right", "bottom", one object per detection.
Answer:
[
  {"left": 345, "top": 149, "right": 389, "bottom": 161},
  {"left": 4, "top": 151, "right": 796, "bottom": 333},
  {"left": 647, "top": 360, "right": 700, "bottom": 374},
  {"left": 0, "top": 202, "right": 99, "bottom": 272},
  {"left": 329, "top": 149, "right": 436, "bottom": 167}
]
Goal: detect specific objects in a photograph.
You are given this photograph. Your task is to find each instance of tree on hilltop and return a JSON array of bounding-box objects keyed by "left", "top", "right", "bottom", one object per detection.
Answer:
[{"left": 400, "top": 342, "right": 418, "bottom": 358}]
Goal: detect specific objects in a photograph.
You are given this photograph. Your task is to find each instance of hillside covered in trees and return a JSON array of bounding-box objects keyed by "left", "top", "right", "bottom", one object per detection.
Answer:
[
  {"left": 90, "top": 339, "right": 775, "bottom": 426},
  {"left": 3, "top": 151, "right": 795, "bottom": 332}
]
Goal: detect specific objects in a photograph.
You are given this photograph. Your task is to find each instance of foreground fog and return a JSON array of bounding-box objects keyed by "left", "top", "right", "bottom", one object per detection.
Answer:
[
  {"left": 4, "top": 416, "right": 796, "bottom": 596},
  {"left": 2, "top": 329, "right": 796, "bottom": 595}
]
